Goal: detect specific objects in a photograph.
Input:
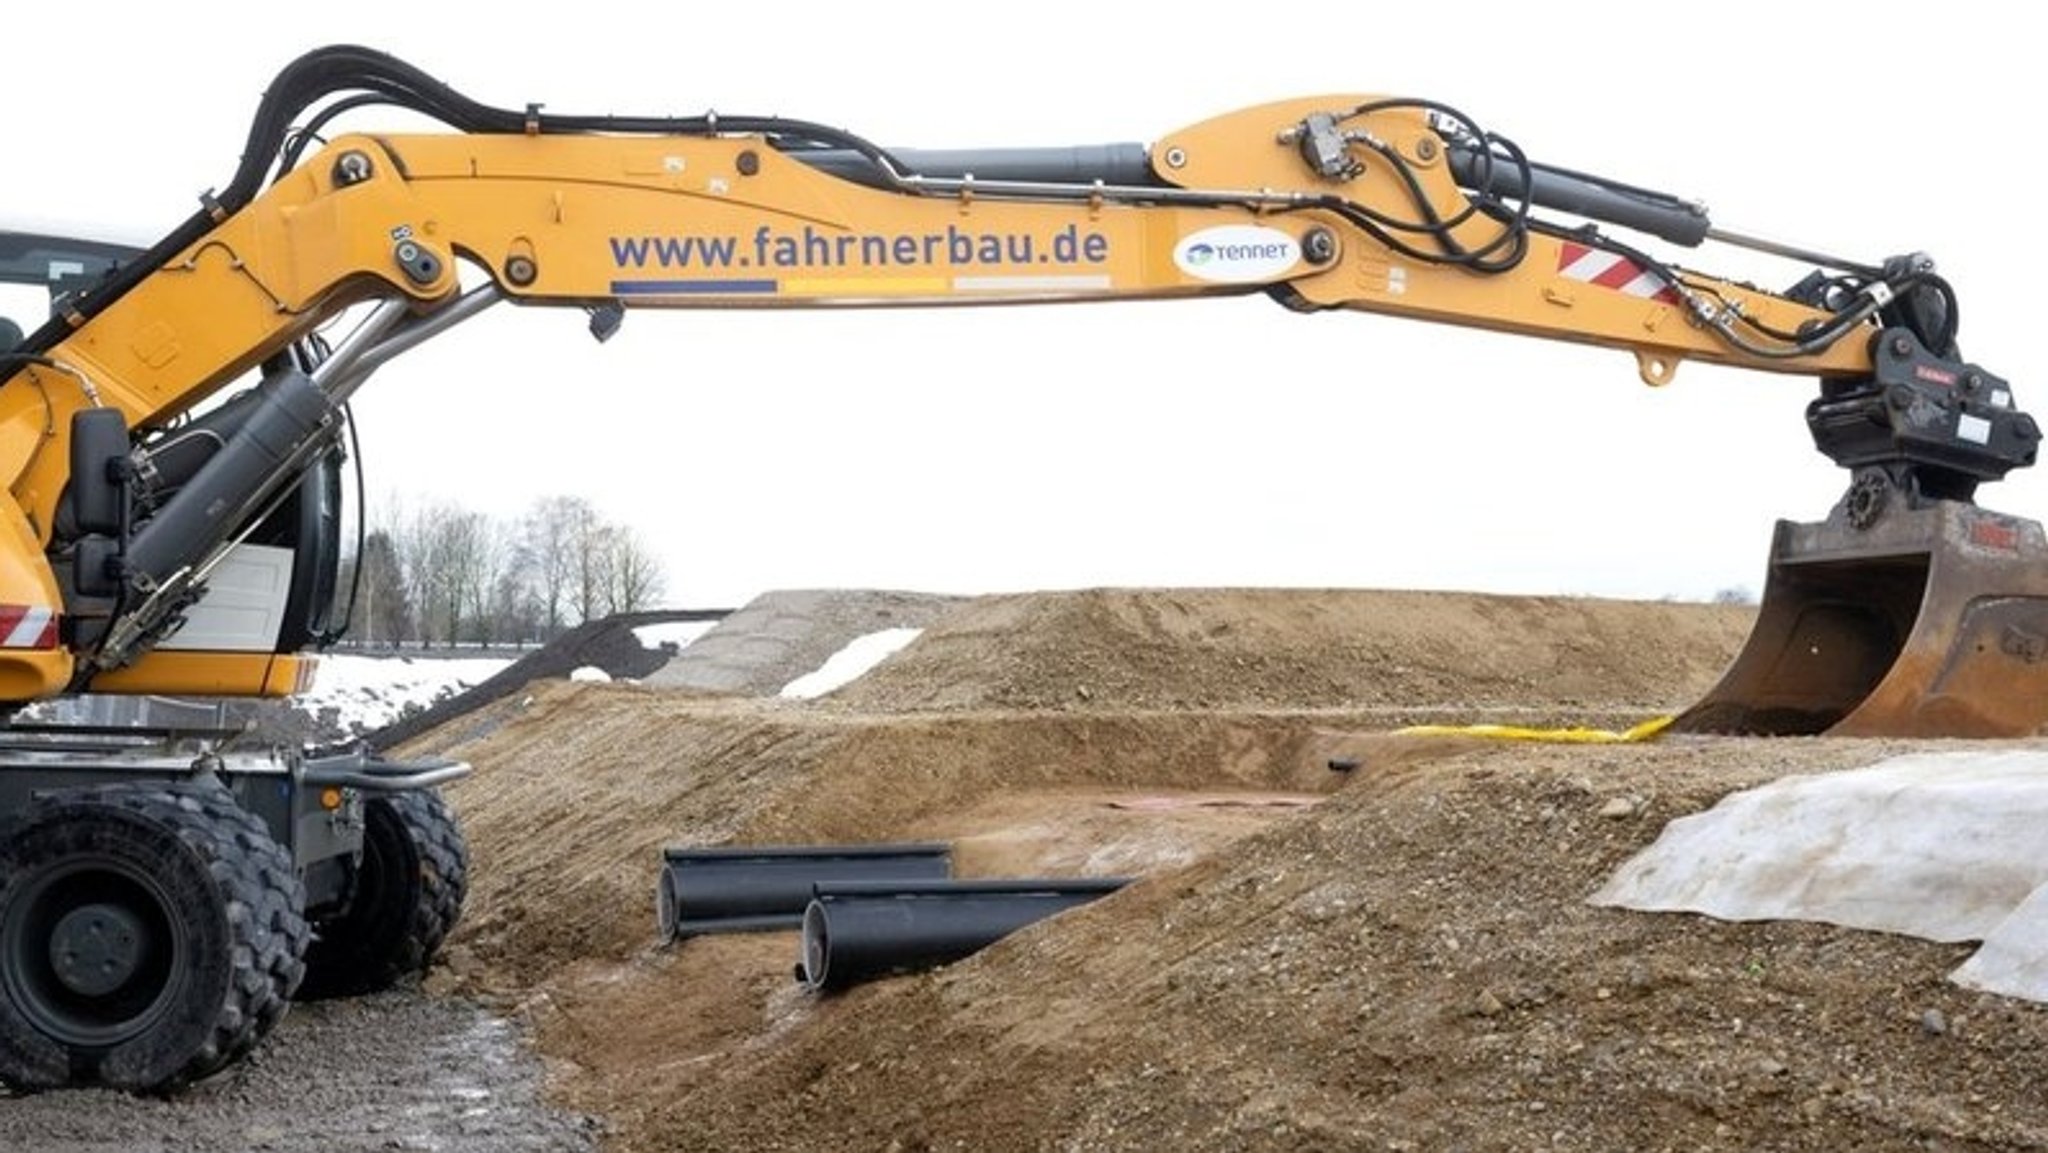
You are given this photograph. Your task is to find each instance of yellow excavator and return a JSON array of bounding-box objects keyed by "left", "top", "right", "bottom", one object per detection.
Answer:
[{"left": 0, "top": 45, "right": 2041, "bottom": 1092}]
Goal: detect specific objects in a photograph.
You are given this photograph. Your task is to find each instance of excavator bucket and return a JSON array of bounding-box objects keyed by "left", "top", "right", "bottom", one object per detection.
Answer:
[{"left": 1673, "top": 500, "right": 2048, "bottom": 738}]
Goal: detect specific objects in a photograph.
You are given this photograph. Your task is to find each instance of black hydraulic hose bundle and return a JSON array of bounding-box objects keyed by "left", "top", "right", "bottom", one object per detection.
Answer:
[{"left": 11, "top": 45, "right": 904, "bottom": 363}]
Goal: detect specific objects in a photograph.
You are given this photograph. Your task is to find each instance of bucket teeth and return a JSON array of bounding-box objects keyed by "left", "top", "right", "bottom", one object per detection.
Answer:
[{"left": 1675, "top": 500, "right": 2048, "bottom": 738}]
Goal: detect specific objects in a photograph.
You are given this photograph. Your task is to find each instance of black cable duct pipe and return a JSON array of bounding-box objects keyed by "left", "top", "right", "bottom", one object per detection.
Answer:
[
  {"left": 656, "top": 843, "right": 952, "bottom": 942},
  {"left": 797, "top": 877, "right": 1130, "bottom": 993}
]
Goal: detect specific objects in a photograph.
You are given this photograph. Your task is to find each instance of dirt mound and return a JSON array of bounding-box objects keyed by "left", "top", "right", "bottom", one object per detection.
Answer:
[
  {"left": 422, "top": 588, "right": 2048, "bottom": 1153},
  {"left": 645, "top": 589, "right": 963, "bottom": 697},
  {"left": 659, "top": 740, "right": 2048, "bottom": 1153},
  {"left": 828, "top": 588, "right": 1753, "bottom": 719}
]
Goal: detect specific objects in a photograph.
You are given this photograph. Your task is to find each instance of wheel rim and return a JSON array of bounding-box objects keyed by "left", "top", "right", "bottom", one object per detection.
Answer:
[{"left": 2, "top": 857, "right": 187, "bottom": 1048}]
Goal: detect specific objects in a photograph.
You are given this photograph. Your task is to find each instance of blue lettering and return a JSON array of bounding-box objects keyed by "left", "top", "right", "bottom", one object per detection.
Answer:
[
  {"left": 693, "top": 237, "right": 737, "bottom": 267},
  {"left": 803, "top": 227, "right": 834, "bottom": 267},
  {"left": 608, "top": 236, "right": 653, "bottom": 266},
  {"left": 617, "top": 227, "right": 1112, "bottom": 273}
]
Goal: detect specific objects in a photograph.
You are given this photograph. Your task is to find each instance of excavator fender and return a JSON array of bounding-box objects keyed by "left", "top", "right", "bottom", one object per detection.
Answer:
[{"left": 1674, "top": 499, "right": 2048, "bottom": 738}]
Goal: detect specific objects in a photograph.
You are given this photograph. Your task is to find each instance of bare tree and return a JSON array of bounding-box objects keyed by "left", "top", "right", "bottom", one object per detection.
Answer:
[
  {"left": 346, "top": 529, "right": 411, "bottom": 646},
  {"left": 394, "top": 502, "right": 443, "bottom": 645},
  {"left": 521, "top": 496, "right": 598, "bottom": 634},
  {"left": 608, "top": 526, "right": 666, "bottom": 612},
  {"left": 397, "top": 501, "right": 482, "bottom": 645},
  {"left": 448, "top": 512, "right": 512, "bottom": 644},
  {"left": 371, "top": 493, "right": 668, "bottom": 644},
  {"left": 573, "top": 520, "right": 618, "bottom": 623},
  {"left": 489, "top": 569, "right": 543, "bottom": 644}
]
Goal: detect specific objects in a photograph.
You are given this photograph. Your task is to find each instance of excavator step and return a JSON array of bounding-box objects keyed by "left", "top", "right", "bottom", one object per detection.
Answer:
[{"left": 1674, "top": 500, "right": 2048, "bottom": 738}]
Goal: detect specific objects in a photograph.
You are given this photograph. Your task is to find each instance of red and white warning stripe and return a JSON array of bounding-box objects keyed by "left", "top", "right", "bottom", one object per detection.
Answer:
[
  {"left": 1557, "top": 242, "right": 1678, "bottom": 304},
  {"left": 0, "top": 605, "right": 58, "bottom": 649}
]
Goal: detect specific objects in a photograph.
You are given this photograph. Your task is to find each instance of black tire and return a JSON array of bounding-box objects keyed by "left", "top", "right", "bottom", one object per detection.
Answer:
[
  {"left": 296, "top": 788, "right": 467, "bottom": 1000},
  {"left": 0, "top": 781, "right": 308, "bottom": 1092}
]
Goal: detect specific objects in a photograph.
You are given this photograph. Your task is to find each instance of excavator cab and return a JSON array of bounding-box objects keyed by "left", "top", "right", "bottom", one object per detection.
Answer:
[
  {"left": 0, "top": 228, "right": 141, "bottom": 324},
  {"left": 60, "top": 379, "right": 356, "bottom": 667},
  {"left": 6, "top": 229, "right": 355, "bottom": 670}
]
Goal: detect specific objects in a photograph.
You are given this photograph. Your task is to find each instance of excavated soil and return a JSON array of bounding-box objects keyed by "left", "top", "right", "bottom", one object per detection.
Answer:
[{"left": 418, "top": 588, "right": 2048, "bottom": 1152}]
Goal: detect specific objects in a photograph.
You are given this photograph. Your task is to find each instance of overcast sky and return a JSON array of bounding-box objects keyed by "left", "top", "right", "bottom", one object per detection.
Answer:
[{"left": 5, "top": 5, "right": 2038, "bottom": 608}]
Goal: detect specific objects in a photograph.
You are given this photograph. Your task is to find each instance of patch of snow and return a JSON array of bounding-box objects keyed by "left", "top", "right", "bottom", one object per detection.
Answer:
[
  {"left": 633, "top": 621, "right": 718, "bottom": 651},
  {"left": 300, "top": 654, "right": 511, "bottom": 733},
  {"left": 779, "top": 628, "right": 922, "bottom": 700},
  {"left": 570, "top": 666, "right": 612, "bottom": 683}
]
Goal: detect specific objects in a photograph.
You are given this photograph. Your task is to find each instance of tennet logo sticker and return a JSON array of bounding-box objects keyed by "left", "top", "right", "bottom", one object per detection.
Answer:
[{"left": 1174, "top": 226, "right": 1301, "bottom": 284}]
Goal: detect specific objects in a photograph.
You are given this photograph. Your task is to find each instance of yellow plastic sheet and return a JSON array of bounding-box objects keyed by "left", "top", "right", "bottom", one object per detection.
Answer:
[{"left": 1393, "top": 715, "right": 1674, "bottom": 744}]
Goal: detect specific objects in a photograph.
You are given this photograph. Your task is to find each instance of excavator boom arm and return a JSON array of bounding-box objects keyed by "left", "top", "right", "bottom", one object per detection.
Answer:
[{"left": 12, "top": 108, "right": 1886, "bottom": 436}]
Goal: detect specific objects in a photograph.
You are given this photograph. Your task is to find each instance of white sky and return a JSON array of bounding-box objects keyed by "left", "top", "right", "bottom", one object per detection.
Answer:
[{"left": 5, "top": 5, "right": 2040, "bottom": 608}]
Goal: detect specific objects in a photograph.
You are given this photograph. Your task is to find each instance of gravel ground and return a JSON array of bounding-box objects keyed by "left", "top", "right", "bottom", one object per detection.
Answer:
[{"left": 0, "top": 990, "right": 597, "bottom": 1153}]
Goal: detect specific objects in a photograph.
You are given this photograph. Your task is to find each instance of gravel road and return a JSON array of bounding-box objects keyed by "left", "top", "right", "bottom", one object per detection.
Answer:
[{"left": 0, "top": 990, "right": 596, "bottom": 1153}]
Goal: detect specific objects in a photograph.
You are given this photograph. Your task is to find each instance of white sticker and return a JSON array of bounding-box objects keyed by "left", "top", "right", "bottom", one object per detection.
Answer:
[
  {"left": 1957, "top": 413, "right": 1992, "bottom": 445},
  {"left": 47, "top": 260, "right": 83, "bottom": 279},
  {"left": 1388, "top": 266, "right": 1408, "bottom": 296},
  {"left": 1992, "top": 389, "right": 2012, "bottom": 409},
  {"left": 1172, "top": 225, "right": 1301, "bottom": 284}
]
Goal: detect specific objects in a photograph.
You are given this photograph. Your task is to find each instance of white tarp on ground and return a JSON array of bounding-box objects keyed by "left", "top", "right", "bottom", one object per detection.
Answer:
[{"left": 1589, "top": 751, "right": 2048, "bottom": 1004}]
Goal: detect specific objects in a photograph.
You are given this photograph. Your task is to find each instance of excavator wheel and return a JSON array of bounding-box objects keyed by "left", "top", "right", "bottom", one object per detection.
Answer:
[
  {"left": 0, "top": 782, "right": 307, "bottom": 1092},
  {"left": 296, "top": 789, "right": 468, "bottom": 1000}
]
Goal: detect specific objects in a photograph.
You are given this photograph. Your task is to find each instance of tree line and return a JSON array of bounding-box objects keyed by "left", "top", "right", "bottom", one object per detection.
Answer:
[{"left": 338, "top": 495, "right": 666, "bottom": 647}]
